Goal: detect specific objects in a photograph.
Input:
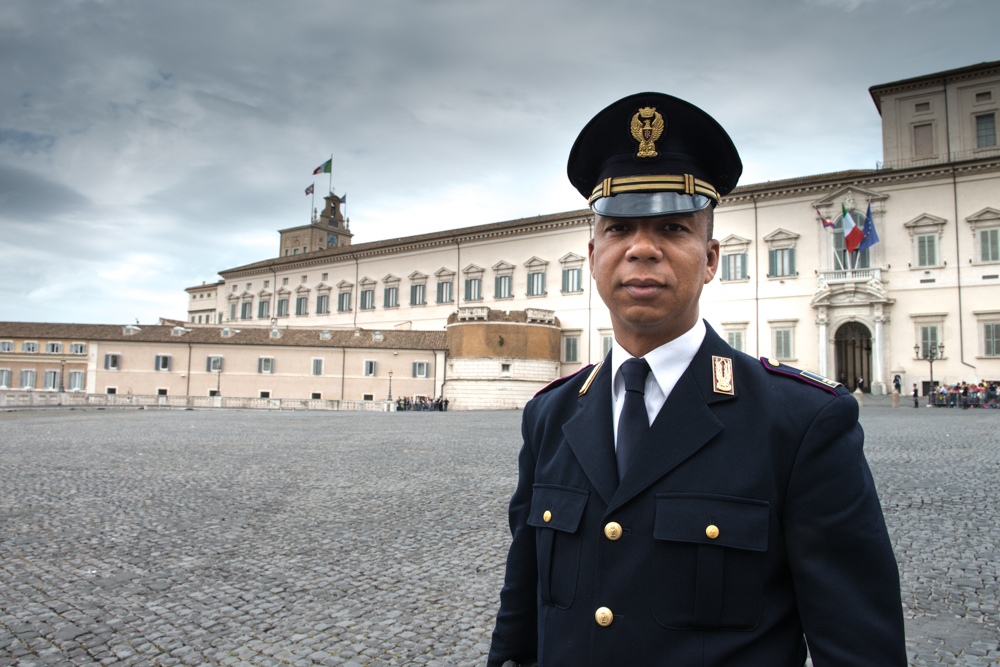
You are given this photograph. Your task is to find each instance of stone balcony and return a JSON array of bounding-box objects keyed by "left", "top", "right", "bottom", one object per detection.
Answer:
[{"left": 817, "top": 267, "right": 883, "bottom": 284}]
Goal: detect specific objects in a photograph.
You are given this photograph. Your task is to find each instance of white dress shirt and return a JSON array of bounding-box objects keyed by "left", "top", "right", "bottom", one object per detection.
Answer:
[{"left": 610, "top": 318, "right": 706, "bottom": 449}]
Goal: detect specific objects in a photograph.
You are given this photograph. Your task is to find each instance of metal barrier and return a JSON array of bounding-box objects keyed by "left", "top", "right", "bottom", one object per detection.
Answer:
[
  {"left": 0, "top": 391, "right": 396, "bottom": 412},
  {"left": 928, "top": 391, "right": 999, "bottom": 408}
]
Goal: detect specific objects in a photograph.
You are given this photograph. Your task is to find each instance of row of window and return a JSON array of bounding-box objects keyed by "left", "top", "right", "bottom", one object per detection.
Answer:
[
  {"left": 98, "top": 354, "right": 432, "bottom": 378},
  {"left": 221, "top": 269, "right": 585, "bottom": 321},
  {"left": 718, "top": 214, "right": 1000, "bottom": 285},
  {"left": 0, "top": 342, "right": 88, "bottom": 354},
  {"left": 0, "top": 369, "right": 86, "bottom": 390}
]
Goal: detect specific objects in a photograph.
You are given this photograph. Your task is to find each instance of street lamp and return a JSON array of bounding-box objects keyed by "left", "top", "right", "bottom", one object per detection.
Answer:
[
  {"left": 59, "top": 359, "right": 65, "bottom": 393},
  {"left": 387, "top": 370, "right": 393, "bottom": 401},
  {"left": 216, "top": 367, "right": 222, "bottom": 397},
  {"left": 914, "top": 341, "right": 945, "bottom": 406}
]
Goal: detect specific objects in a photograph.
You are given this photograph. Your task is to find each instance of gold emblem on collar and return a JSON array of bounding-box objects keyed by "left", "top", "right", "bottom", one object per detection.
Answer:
[
  {"left": 630, "top": 107, "right": 664, "bottom": 158},
  {"left": 712, "top": 355, "right": 735, "bottom": 395}
]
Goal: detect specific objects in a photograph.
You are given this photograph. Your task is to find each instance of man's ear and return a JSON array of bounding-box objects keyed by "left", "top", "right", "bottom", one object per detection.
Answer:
[
  {"left": 588, "top": 237, "right": 596, "bottom": 278},
  {"left": 704, "top": 238, "right": 720, "bottom": 284}
]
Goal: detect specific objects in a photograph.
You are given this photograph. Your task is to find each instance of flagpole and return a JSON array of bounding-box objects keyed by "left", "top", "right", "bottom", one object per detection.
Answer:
[
  {"left": 311, "top": 186, "right": 315, "bottom": 222},
  {"left": 328, "top": 153, "right": 333, "bottom": 194}
]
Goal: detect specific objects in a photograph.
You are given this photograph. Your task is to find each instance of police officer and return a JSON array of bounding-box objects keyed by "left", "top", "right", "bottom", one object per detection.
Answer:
[{"left": 487, "top": 93, "right": 905, "bottom": 667}]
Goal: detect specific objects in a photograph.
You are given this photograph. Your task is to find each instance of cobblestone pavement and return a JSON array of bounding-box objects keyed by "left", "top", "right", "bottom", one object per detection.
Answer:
[{"left": 0, "top": 405, "right": 997, "bottom": 667}]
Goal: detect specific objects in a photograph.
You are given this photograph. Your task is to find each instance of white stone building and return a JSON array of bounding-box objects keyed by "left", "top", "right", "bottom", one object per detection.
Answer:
[{"left": 186, "top": 60, "right": 1000, "bottom": 399}]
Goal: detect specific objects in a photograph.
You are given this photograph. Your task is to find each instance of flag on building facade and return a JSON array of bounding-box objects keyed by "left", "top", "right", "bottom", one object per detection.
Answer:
[
  {"left": 842, "top": 203, "right": 865, "bottom": 252},
  {"left": 305, "top": 184, "right": 314, "bottom": 195},
  {"left": 814, "top": 205, "right": 835, "bottom": 229},
  {"left": 312, "top": 159, "right": 332, "bottom": 175},
  {"left": 857, "top": 202, "right": 880, "bottom": 252}
]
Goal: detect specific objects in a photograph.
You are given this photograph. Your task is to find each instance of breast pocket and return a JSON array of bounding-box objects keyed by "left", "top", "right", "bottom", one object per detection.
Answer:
[
  {"left": 651, "top": 493, "right": 769, "bottom": 630},
  {"left": 527, "top": 484, "right": 589, "bottom": 609}
]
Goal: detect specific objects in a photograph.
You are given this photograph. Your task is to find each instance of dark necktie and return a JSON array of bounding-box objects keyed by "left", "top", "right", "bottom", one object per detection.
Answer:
[{"left": 616, "top": 357, "right": 651, "bottom": 482}]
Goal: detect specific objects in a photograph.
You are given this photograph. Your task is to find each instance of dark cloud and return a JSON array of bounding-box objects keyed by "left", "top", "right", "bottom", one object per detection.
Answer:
[
  {"left": 0, "top": 164, "right": 89, "bottom": 219},
  {"left": 1, "top": 0, "right": 998, "bottom": 323}
]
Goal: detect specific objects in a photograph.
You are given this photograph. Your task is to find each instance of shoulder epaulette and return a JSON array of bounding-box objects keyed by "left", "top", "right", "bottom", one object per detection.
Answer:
[
  {"left": 578, "top": 361, "right": 602, "bottom": 396},
  {"left": 759, "top": 357, "right": 844, "bottom": 396},
  {"left": 534, "top": 363, "right": 597, "bottom": 398}
]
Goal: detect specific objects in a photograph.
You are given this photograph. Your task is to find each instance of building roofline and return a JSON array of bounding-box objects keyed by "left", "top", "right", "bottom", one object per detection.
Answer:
[
  {"left": 185, "top": 280, "right": 225, "bottom": 292},
  {"left": 219, "top": 208, "right": 594, "bottom": 278},
  {"left": 0, "top": 322, "right": 447, "bottom": 351},
  {"left": 868, "top": 60, "right": 1000, "bottom": 114},
  {"left": 721, "top": 156, "right": 1000, "bottom": 205}
]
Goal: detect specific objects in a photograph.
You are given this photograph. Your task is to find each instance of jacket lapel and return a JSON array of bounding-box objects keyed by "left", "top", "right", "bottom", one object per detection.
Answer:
[
  {"left": 562, "top": 357, "right": 618, "bottom": 507},
  {"left": 605, "top": 324, "right": 737, "bottom": 516}
]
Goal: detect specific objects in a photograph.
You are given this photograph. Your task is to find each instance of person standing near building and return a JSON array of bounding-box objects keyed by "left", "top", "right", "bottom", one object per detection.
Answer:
[
  {"left": 487, "top": 92, "right": 905, "bottom": 667},
  {"left": 913, "top": 383, "right": 920, "bottom": 408}
]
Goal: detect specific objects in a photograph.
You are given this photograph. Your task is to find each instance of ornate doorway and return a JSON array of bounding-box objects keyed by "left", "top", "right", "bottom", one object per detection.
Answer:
[{"left": 835, "top": 322, "right": 872, "bottom": 392}]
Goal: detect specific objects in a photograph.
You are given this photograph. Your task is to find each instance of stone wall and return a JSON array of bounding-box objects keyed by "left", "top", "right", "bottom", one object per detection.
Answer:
[{"left": 443, "top": 357, "right": 561, "bottom": 410}]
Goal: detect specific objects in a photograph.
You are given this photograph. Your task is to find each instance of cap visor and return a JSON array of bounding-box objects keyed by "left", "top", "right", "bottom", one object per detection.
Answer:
[{"left": 591, "top": 192, "right": 712, "bottom": 218}]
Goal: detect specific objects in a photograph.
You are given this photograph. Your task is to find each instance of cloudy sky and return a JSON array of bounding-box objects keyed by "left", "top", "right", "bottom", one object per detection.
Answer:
[{"left": 2, "top": 0, "right": 998, "bottom": 324}]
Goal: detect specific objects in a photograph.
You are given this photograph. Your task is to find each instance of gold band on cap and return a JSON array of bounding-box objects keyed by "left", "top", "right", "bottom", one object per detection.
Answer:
[{"left": 588, "top": 174, "right": 720, "bottom": 205}]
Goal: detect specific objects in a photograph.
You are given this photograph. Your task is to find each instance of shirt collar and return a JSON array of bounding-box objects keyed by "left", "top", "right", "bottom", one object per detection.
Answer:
[{"left": 610, "top": 318, "right": 707, "bottom": 401}]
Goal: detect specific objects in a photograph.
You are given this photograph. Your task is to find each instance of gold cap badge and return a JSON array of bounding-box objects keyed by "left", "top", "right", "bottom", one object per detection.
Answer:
[
  {"left": 712, "top": 355, "right": 734, "bottom": 395},
  {"left": 630, "top": 107, "right": 664, "bottom": 158}
]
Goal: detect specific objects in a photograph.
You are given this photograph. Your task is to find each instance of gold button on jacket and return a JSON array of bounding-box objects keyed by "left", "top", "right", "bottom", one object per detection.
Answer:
[
  {"left": 604, "top": 521, "right": 622, "bottom": 540},
  {"left": 595, "top": 607, "right": 613, "bottom": 627},
  {"left": 542, "top": 510, "right": 552, "bottom": 523},
  {"left": 706, "top": 524, "right": 720, "bottom": 539}
]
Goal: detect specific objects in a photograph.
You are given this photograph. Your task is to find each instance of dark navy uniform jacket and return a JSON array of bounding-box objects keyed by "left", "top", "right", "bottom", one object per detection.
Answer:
[{"left": 487, "top": 325, "right": 905, "bottom": 667}]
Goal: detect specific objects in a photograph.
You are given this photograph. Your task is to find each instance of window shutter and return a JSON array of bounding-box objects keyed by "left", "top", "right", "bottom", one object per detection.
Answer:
[
  {"left": 914, "top": 123, "right": 933, "bottom": 156},
  {"left": 412, "top": 362, "right": 418, "bottom": 378},
  {"left": 789, "top": 249, "right": 796, "bottom": 275},
  {"left": 494, "top": 276, "right": 501, "bottom": 298},
  {"left": 540, "top": 272, "right": 545, "bottom": 294},
  {"left": 739, "top": 253, "right": 747, "bottom": 279},
  {"left": 561, "top": 269, "right": 569, "bottom": 293},
  {"left": 768, "top": 249, "right": 775, "bottom": 277},
  {"left": 206, "top": 357, "right": 212, "bottom": 372},
  {"left": 383, "top": 289, "right": 389, "bottom": 308},
  {"left": 154, "top": 355, "right": 161, "bottom": 370},
  {"left": 721, "top": 257, "right": 730, "bottom": 281},
  {"left": 258, "top": 358, "right": 263, "bottom": 374},
  {"left": 166, "top": 356, "right": 172, "bottom": 371},
  {"left": 464, "top": 279, "right": 471, "bottom": 301},
  {"left": 436, "top": 282, "right": 443, "bottom": 303},
  {"left": 104, "top": 354, "right": 110, "bottom": 370}
]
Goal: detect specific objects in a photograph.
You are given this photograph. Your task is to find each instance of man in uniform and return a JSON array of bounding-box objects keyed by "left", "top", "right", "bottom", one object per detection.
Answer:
[{"left": 486, "top": 93, "right": 905, "bottom": 667}]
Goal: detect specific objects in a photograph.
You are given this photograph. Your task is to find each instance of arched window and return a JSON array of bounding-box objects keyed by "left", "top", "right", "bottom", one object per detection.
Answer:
[{"left": 833, "top": 210, "right": 870, "bottom": 270}]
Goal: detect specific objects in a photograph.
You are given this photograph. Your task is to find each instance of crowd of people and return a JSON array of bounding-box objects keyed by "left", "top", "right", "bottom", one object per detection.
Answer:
[
  {"left": 926, "top": 382, "right": 999, "bottom": 408},
  {"left": 394, "top": 396, "right": 448, "bottom": 411}
]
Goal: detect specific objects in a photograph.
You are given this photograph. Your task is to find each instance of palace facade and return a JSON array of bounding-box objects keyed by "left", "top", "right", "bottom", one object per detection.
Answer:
[
  {"left": 184, "top": 61, "right": 1000, "bottom": 397},
  {"left": 5, "top": 61, "right": 999, "bottom": 409}
]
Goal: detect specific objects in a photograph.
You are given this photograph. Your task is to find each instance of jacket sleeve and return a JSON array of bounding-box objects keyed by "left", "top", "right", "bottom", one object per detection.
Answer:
[
  {"left": 486, "top": 402, "right": 539, "bottom": 667},
  {"left": 783, "top": 393, "right": 906, "bottom": 666}
]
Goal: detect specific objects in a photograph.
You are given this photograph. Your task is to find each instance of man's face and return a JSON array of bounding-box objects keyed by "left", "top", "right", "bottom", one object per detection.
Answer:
[{"left": 588, "top": 208, "right": 719, "bottom": 351}]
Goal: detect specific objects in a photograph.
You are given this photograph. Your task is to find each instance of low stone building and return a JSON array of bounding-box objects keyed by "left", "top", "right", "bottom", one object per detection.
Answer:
[
  {"left": 0, "top": 322, "right": 447, "bottom": 403},
  {"left": 0, "top": 310, "right": 568, "bottom": 410}
]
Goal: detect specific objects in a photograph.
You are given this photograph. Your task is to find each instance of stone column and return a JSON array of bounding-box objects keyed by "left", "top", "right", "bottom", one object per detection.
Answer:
[
  {"left": 872, "top": 311, "right": 886, "bottom": 395},
  {"left": 817, "top": 307, "right": 829, "bottom": 378}
]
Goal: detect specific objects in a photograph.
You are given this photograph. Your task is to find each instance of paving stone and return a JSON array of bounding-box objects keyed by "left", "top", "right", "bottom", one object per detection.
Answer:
[{"left": 1, "top": 408, "right": 999, "bottom": 665}]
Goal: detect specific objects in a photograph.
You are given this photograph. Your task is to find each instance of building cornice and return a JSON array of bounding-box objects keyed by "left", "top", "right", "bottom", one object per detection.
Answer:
[
  {"left": 219, "top": 210, "right": 594, "bottom": 280},
  {"left": 868, "top": 60, "right": 1000, "bottom": 113},
  {"left": 720, "top": 158, "right": 1000, "bottom": 207}
]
